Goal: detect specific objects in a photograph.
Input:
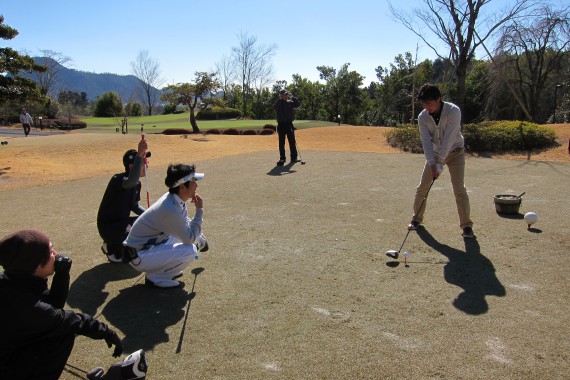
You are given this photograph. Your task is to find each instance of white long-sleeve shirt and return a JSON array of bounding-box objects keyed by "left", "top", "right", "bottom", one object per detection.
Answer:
[
  {"left": 417, "top": 101, "right": 464, "bottom": 166},
  {"left": 19, "top": 112, "right": 33, "bottom": 125},
  {"left": 124, "top": 192, "right": 203, "bottom": 250}
]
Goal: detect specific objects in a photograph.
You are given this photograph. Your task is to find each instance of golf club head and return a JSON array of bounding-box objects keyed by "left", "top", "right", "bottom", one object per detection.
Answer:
[
  {"left": 301, "top": 161, "right": 306, "bottom": 165},
  {"left": 385, "top": 250, "right": 399, "bottom": 259}
]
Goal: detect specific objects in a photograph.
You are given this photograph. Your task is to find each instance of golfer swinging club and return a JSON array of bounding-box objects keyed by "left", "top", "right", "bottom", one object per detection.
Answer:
[
  {"left": 274, "top": 89, "right": 301, "bottom": 166},
  {"left": 409, "top": 83, "right": 474, "bottom": 238}
]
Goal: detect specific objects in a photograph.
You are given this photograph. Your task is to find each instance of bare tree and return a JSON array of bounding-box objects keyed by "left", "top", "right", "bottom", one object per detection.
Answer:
[
  {"left": 494, "top": 5, "right": 570, "bottom": 122},
  {"left": 389, "top": 0, "right": 536, "bottom": 114},
  {"left": 215, "top": 54, "right": 234, "bottom": 102},
  {"left": 130, "top": 50, "right": 164, "bottom": 116},
  {"left": 34, "top": 49, "right": 71, "bottom": 96},
  {"left": 231, "top": 32, "right": 277, "bottom": 117}
]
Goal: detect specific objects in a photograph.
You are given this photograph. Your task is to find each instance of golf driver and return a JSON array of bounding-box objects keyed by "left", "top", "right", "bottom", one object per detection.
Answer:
[
  {"left": 295, "top": 139, "right": 306, "bottom": 165},
  {"left": 385, "top": 178, "right": 435, "bottom": 259}
]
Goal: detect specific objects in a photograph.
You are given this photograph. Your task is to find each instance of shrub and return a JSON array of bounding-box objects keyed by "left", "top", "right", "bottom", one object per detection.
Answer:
[
  {"left": 242, "top": 129, "right": 258, "bottom": 135},
  {"left": 259, "top": 128, "right": 275, "bottom": 135},
  {"left": 262, "top": 124, "right": 276, "bottom": 131},
  {"left": 463, "top": 121, "right": 559, "bottom": 152},
  {"left": 222, "top": 128, "right": 241, "bottom": 135},
  {"left": 205, "top": 129, "right": 222, "bottom": 135},
  {"left": 162, "top": 128, "right": 192, "bottom": 135},
  {"left": 196, "top": 106, "right": 242, "bottom": 120},
  {"left": 386, "top": 121, "right": 560, "bottom": 154},
  {"left": 385, "top": 124, "right": 423, "bottom": 153}
]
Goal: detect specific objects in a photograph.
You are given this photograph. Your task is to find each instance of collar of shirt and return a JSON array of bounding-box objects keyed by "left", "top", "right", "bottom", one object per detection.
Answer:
[{"left": 172, "top": 193, "right": 186, "bottom": 211}]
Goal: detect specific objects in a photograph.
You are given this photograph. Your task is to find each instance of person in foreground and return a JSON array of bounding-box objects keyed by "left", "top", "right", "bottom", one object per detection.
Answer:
[
  {"left": 97, "top": 138, "right": 150, "bottom": 263},
  {"left": 409, "top": 83, "right": 474, "bottom": 238},
  {"left": 124, "top": 163, "right": 209, "bottom": 289},
  {"left": 0, "top": 229, "right": 123, "bottom": 380},
  {"left": 273, "top": 89, "right": 301, "bottom": 166}
]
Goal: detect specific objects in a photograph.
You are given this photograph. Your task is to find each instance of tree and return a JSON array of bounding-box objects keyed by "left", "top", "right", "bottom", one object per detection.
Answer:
[
  {"left": 93, "top": 92, "right": 123, "bottom": 117},
  {"left": 0, "top": 16, "right": 45, "bottom": 106},
  {"left": 231, "top": 32, "right": 277, "bottom": 118},
  {"left": 130, "top": 50, "right": 163, "bottom": 116},
  {"left": 317, "top": 63, "right": 366, "bottom": 125},
  {"left": 215, "top": 54, "right": 234, "bottom": 102},
  {"left": 389, "top": 0, "right": 536, "bottom": 115},
  {"left": 493, "top": 5, "right": 570, "bottom": 122},
  {"left": 289, "top": 74, "right": 324, "bottom": 120},
  {"left": 161, "top": 72, "right": 220, "bottom": 133},
  {"left": 33, "top": 50, "right": 72, "bottom": 96}
]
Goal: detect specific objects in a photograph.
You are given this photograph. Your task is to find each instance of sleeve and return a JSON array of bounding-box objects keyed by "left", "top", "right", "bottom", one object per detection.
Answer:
[
  {"left": 41, "top": 270, "right": 70, "bottom": 309},
  {"left": 291, "top": 97, "right": 301, "bottom": 108},
  {"left": 418, "top": 113, "right": 436, "bottom": 165},
  {"left": 438, "top": 105, "right": 462, "bottom": 163},
  {"left": 122, "top": 156, "right": 143, "bottom": 189},
  {"left": 161, "top": 207, "right": 203, "bottom": 245}
]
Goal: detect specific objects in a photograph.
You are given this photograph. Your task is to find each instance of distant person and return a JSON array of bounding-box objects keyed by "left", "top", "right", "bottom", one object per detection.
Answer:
[
  {"left": 19, "top": 108, "right": 33, "bottom": 137},
  {"left": 273, "top": 89, "right": 301, "bottom": 166},
  {"left": 408, "top": 83, "right": 474, "bottom": 238},
  {"left": 97, "top": 137, "right": 150, "bottom": 263},
  {"left": 0, "top": 229, "right": 124, "bottom": 380},
  {"left": 124, "top": 163, "right": 209, "bottom": 288}
]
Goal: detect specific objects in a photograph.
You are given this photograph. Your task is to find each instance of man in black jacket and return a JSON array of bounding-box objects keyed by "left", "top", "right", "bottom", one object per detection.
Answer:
[
  {"left": 97, "top": 137, "right": 150, "bottom": 262},
  {"left": 0, "top": 230, "right": 123, "bottom": 380},
  {"left": 273, "top": 89, "right": 301, "bottom": 166}
]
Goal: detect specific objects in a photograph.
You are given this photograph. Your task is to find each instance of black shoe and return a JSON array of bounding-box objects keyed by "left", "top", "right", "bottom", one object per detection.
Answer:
[
  {"left": 462, "top": 227, "right": 475, "bottom": 238},
  {"left": 277, "top": 159, "right": 285, "bottom": 166},
  {"left": 291, "top": 158, "right": 301, "bottom": 163},
  {"left": 408, "top": 220, "right": 420, "bottom": 230}
]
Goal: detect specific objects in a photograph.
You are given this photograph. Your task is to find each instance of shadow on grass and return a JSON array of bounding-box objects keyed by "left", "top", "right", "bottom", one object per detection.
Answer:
[
  {"left": 267, "top": 162, "right": 297, "bottom": 176},
  {"left": 417, "top": 228, "right": 506, "bottom": 315},
  {"left": 67, "top": 263, "right": 140, "bottom": 316},
  {"left": 496, "top": 212, "right": 524, "bottom": 220}
]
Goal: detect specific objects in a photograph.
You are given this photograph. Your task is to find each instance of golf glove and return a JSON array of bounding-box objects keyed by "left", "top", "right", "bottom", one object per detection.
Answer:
[
  {"left": 436, "top": 163, "right": 444, "bottom": 175},
  {"left": 54, "top": 255, "right": 72, "bottom": 273},
  {"left": 104, "top": 329, "right": 124, "bottom": 358}
]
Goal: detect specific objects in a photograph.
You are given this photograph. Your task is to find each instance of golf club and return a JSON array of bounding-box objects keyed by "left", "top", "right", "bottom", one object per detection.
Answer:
[
  {"left": 141, "top": 134, "right": 150, "bottom": 208},
  {"left": 385, "top": 178, "right": 435, "bottom": 259},
  {"left": 295, "top": 138, "right": 306, "bottom": 165}
]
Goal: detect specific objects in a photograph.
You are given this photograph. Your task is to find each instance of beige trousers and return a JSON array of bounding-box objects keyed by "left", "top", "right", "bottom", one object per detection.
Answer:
[{"left": 412, "top": 149, "right": 472, "bottom": 229}]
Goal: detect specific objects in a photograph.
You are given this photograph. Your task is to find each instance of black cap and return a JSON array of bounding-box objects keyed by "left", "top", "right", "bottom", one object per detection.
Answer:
[
  {"left": 279, "top": 89, "right": 289, "bottom": 95},
  {"left": 123, "top": 149, "right": 151, "bottom": 168}
]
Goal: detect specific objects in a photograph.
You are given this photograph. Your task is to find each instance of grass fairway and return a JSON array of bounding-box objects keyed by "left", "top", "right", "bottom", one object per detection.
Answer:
[{"left": 80, "top": 113, "right": 338, "bottom": 133}]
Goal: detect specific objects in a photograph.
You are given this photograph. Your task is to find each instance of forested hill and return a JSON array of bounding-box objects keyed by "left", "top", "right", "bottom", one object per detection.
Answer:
[{"left": 18, "top": 57, "right": 161, "bottom": 102}]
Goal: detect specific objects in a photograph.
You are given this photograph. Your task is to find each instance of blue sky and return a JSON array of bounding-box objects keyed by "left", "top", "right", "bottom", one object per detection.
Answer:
[{"left": 3, "top": 0, "right": 561, "bottom": 88}]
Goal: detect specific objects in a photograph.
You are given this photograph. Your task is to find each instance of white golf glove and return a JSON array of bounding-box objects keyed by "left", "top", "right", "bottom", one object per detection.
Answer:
[{"left": 436, "top": 163, "right": 444, "bottom": 175}]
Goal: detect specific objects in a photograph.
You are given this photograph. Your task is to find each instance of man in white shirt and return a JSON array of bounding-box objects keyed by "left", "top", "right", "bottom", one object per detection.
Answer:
[
  {"left": 124, "top": 163, "right": 208, "bottom": 288},
  {"left": 19, "top": 108, "right": 33, "bottom": 137},
  {"left": 408, "top": 83, "right": 474, "bottom": 239}
]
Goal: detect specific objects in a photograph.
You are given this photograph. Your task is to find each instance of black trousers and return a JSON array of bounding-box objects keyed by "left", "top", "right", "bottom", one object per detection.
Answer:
[
  {"left": 22, "top": 123, "right": 31, "bottom": 136},
  {"left": 277, "top": 122, "right": 298, "bottom": 160},
  {"left": 0, "top": 334, "right": 75, "bottom": 380}
]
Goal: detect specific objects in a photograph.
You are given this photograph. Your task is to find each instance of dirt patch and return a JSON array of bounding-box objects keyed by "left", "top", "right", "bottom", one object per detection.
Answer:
[{"left": 0, "top": 124, "right": 568, "bottom": 190}]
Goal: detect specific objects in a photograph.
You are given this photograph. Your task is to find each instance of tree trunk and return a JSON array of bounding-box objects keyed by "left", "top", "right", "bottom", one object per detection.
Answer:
[{"left": 189, "top": 108, "right": 200, "bottom": 133}]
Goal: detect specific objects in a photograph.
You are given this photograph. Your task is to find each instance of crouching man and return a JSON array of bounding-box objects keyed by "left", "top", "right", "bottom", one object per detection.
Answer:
[
  {"left": 0, "top": 230, "right": 124, "bottom": 380},
  {"left": 124, "top": 163, "right": 209, "bottom": 289}
]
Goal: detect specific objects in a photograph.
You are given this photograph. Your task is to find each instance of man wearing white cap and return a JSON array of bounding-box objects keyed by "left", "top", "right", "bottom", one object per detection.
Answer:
[{"left": 124, "top": 163, "right": 208, "bottom": 288}]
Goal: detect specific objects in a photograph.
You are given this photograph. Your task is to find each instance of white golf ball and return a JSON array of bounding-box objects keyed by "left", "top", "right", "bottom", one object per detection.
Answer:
[{"left": 524, "top": 212, "right": 538, "bottom": 226}]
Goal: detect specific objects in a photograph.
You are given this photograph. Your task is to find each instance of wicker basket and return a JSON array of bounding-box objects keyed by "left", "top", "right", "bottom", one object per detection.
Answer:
[{"left": 494, "top": 194, "right": 522, "bottom": 214}]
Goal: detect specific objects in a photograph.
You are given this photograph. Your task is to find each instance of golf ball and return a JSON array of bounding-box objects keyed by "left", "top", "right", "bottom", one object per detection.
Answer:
[{"left": 524, "top": 212, "right": 538, "bottom": 226}]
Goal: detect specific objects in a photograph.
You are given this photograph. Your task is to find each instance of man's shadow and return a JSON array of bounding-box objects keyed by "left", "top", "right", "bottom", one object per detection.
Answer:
[
  {"left": 67, "top": 263, "right": 140, "bottom": 316},
  {"left": 100, "top": 283, "right": 191, "bottom": 352},
  {"left": 416, "top": 228, "right": 506, "bottom": 315},
  {"left": 267, "top": 162, "right": 297, "bottom": 176}
]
